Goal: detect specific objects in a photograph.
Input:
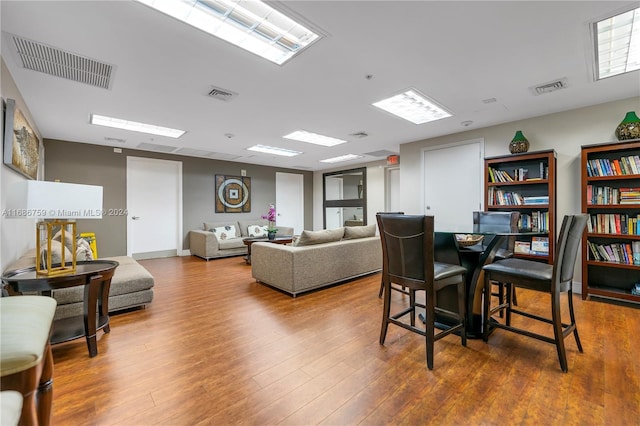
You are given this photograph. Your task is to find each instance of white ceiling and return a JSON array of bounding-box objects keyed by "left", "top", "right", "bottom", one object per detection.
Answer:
[{"left": 2, "top": 1, "right": 639, "bottom": 171}]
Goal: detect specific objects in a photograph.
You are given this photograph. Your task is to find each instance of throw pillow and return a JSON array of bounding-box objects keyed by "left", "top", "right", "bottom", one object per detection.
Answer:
[
  {"left": 40, "top": 240, "right": 73, "bottom": 266},
  {"left": 295, "top": 227, "right": 345, "bottom": 247},
  {"left": 343, "top": 224, "right": 376, "bottom": 240},
  {"left": 76, "top": 238, "right": 94, "bottom": 261},
  {"left": 247, "top": 224, "right": 267, "bottom": 237},
  {"left": 53, "top": 229, "right": 75, "bottom": 252},
  {"left": 210, "top": 225, "right": 237, "bottom": 240}
]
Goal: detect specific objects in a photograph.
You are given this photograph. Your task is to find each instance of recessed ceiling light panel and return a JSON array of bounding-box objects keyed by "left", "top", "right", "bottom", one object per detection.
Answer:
[
  {"left": 372, "top": 89, "right": 452, "bottom": 124},
  {"left": 247, "top": 145, "right": 301, "bottom": 157},
  {"left": 90, "top": 114, "right": 185, "bottom": 138},
  {"left": 320, "top": 154, "right": 364, "bottom": 163},
  {"left": 283, "top": 130, "right": 348, "bottom": 147},
  {"left": 136, "top": 0, "right": 321, "bottom": 65},
  {"left": 593, "top": 6, "right": 640, "bottom": 80}
]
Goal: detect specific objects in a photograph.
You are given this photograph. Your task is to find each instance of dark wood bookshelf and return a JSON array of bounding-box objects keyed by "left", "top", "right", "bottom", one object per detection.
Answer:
[
  {"left": 581, "top": 139, "right": 640, "bottom": 304},
  {"left": 484, "top": 149, "right": 557, "bottom": 264}
]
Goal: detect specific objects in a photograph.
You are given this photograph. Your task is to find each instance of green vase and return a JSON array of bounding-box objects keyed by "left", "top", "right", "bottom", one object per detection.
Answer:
[
  {"left": 615, "top": 111, "right": 640, "bottom": 141},
  {"left": 509, "top": 130, "right": 529, "bottom": 154}
]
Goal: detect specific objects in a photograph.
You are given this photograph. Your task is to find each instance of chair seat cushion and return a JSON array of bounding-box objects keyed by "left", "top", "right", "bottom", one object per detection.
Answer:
[
  {"left": 0, "top": 296, "right": 57, "bottom": 376},
  {"left": 433, "top": 262, "right": 466, "bottom": 290},
  {"left": 483, "top": 258, "right": 553, "bottom": 292}
]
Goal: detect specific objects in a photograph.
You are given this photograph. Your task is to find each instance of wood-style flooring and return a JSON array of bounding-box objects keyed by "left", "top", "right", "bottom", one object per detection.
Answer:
[{"left": 50, "top": 255, "right": 640, "bottom": 425}]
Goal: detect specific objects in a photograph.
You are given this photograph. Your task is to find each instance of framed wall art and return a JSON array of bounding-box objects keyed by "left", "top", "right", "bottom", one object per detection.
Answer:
[
  {"left": 3, "top": 98, "right": 40, "bottom": 180},
  {"left": 215, "top": 174, "right": 251, "bottom": 213}
]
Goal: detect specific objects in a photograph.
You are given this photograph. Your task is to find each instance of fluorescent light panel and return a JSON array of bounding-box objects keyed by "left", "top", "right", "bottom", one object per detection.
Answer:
[
  {"left": 283, "top": 130, "right": 347, "bottom": 147},
  {"left": 248, "top": 144, "right": 301, "bottom": 157},
  {"left": 136, "top": 0, "right": 320, "bottom": 65},
  {"left": 373, "top": 89, "right": 452, "bottom": 124},
  {"left": 320, "top": 154, "right": 363, "bottom": 163},
  {"left": 90, "top": 114, "right": 185, "bottom": 138},
  {"left": 595, "top": 7, "right": 640, "bottom": 79}
]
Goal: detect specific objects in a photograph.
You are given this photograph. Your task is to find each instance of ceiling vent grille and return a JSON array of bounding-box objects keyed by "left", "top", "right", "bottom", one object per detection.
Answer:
[
  {"left": 350, "top": 131, "right": 369, "bottom": 138},
  {"left": 530, "top": 78, "right": 568, "bottom": 96},
  {"left": 364, "top": 149, "right": 397, "bottom": 157},
  {"left": 11, "top": 35, "right": 114, "bottom": 90},
  {"left": 207, "top": 86, "right": 238, "bottom": 102},
  {"left": 136, "top": 142, "right": 177, "bottom": 153}
]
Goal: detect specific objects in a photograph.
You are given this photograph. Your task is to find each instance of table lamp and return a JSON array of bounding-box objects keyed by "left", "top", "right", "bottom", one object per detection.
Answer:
[{"left": 6, "top": 181, "right": 103, "bottom": 276}]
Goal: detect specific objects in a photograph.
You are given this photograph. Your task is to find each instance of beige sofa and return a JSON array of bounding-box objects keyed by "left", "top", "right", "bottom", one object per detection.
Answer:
[
  {"left": 4, "top": 247, "right": 154, "bottom": 320},
  {"left": 189, "top": 218, "right": 293, "bottom": 260},
  {"left": 251, "top": 225, "right": 382, "bottom": 296}
]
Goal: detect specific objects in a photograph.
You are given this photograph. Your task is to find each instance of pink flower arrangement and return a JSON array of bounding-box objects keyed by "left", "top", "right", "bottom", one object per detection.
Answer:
[{"left": 261, "top": 204, "right": 277, "bottom": 233}]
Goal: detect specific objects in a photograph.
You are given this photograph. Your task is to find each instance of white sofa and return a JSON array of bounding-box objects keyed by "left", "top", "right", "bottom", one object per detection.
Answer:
[
  {"left": 189, "top": 218, "right": 294, "bottom": 260},
  {"left": 251, "top": 225, "right": 382, "bottom": 296}
]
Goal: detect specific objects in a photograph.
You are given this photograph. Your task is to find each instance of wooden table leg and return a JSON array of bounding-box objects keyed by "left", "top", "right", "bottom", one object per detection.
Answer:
[{"left": 36, "top": 343, "right": 54, "bottom": 426}]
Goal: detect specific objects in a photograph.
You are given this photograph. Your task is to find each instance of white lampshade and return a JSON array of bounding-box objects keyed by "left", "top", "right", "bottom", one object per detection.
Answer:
[{"left": 6, "top": 181, "right": 103, "bottom": 219}]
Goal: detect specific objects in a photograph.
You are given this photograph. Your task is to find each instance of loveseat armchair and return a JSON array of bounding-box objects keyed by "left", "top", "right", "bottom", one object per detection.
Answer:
[{"left": 190, "top": 218, "right": 294, "bottom": 260}]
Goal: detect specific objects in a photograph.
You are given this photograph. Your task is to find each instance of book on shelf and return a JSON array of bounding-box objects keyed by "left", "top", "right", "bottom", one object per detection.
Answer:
[
  {"left": 587, "top": 155, "right": 640, "bottom": 177},
  {"left": 587, "top": 241, "right": 638, "bottom": 265},
  {"left": 514, "top": 241, "right": 531, "bottom": 254},
  {"left": 523, "top": 196, "right": 549, "bottom": 205},
  {"left": 531, "top": 236, "right": 549, "bottom": 255}
]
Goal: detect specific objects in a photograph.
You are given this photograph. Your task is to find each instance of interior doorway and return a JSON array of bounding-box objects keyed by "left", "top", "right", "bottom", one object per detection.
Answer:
[
  {"left": 126, "top": 156, "right": 182, "bottom": 259},
  {"left": 422, "top": 139, "right": 483, "bottom": 231},
  {"left": 275, "top": 172, "right": 304, "bottom": 235}
]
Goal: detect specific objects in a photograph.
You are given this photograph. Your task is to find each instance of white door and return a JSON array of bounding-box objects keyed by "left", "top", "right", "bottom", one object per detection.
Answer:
[
  {"left": 423, "top": 139, "right": 483, "bottom": 232},
  {"left": 275, "top": 172, "right": 304, "bottom": 235},
  {"left": 386, "top": 166, "right": 401, "bottom": 212},
  {"left": 127, "top": 157, "right": 182, "bottom": 259}
]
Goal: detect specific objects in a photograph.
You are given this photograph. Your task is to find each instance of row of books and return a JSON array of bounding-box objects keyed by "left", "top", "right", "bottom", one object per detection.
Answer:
[
  {"left": 487, "top": 162, "right": 548, "bottom": 183},
  {"left": 514, "top": 236, "right": 549, "bottom": 255},
  {"left": 587, "top": 240, "right": 640, "bottom": 265},
  {"left": 586, "top": 185, "right": 640, "bottom": 205},
  {"left": 586, "top": 155, "right": 640, "bottom": 177},
  {"left": 586, "top": 213, "right": 640, "bottom": 235},
  {"left": 487, "top": 187, "right": 549, "bottom": 206},
  {"left": 518, "top": 211, "right": 550, "bottom": 232}
]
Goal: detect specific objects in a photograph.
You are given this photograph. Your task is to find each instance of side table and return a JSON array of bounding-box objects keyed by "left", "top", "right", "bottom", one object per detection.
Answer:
[
  {"left": 243, "top": 236, "right": 293, "bottom": 264},
  {"left": 1, "top": 260, "right": 119, "bottom": 357}
]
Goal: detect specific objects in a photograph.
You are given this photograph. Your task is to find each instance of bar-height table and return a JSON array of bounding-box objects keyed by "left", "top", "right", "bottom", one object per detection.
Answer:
[{"left": 433, "top": 230, "right": 545, "bottom": 338}]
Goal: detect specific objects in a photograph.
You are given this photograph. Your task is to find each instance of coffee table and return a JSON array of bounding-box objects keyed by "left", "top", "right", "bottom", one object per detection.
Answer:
[{"left": 243, "top": 236, "right": 293, "bottom": 264}]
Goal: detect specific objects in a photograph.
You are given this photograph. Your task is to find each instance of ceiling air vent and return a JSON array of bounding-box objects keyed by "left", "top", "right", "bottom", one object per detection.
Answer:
[
  {"left": 530, "top": 78, "right": 568, "bottom": 96},
  {"left": 207, "top": 86, "right": 238, "bottom": 102},
  {"left": 350, "top": 131, "right": 369, "bottom": 138},
  {"left": 11, "top": 34, "right": 114, "bottom": 90}
]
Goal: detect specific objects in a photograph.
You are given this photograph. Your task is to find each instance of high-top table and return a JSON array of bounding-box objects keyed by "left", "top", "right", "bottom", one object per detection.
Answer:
[
  {"left": 433, "top": 231, "right": 545, "bottom": 338},
  {"left": 2, "top": 260, "right": 118, "bottom": 357}
]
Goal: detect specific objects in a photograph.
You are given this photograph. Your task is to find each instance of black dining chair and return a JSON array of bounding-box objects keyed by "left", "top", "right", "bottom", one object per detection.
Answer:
[
  {"left": 377, "top": 214, "right": 467, "bottom": 370},
  {"left": 376, "top": 212, "right": 405, "bottom": 298},
  {"left": 482, "top": 214, "right": 588, "bottom": 372},
  {"left": 473, "top": 211, "right": 520, "bottom": 313}
]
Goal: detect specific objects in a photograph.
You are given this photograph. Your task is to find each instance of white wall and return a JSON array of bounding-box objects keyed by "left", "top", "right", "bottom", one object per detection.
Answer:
[
  {"left": 399, "top": 96, "right": 640, "bottom": 290},
  {"left": 1, "top": 57, "right": 44, "bottom": 271}
]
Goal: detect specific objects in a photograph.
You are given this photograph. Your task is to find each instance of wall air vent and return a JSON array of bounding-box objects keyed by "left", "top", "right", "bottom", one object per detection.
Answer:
[
  {"left": 207, "top": 86, "right": 238, "bottom": 102},
  {"left": 11, "top": 34, "right": 114, "bottom": 90},
  {"left": 530, "top": 78, "right": 569, "bottom": 96}
]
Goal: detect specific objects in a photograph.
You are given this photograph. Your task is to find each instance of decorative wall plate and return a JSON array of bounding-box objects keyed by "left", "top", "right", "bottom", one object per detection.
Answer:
[{"left": 215, "top": 175, "right": 251, "bottom": 213}]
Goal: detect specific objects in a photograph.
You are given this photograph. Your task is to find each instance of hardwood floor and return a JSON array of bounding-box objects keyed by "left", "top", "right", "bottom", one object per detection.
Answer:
[{"left": 50, "top": 255, "right": 639, "bottom": 425}]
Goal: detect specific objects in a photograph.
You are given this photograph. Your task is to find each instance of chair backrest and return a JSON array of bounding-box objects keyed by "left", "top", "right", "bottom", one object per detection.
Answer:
[
  {"left": 553, "top": 214, "right": 588, "bottom": 289},
  {"left": 472, "top": 211, "right": 520, "bottom": 233},
  {"left": 376, "top": 214, "right": 434, "bottom": 288}
]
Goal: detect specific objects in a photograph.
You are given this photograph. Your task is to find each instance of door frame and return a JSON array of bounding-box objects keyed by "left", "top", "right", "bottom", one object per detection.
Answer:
[
  {"left": 421, "top": 138, "right": 484, "bottom": 224},
  {"left": 126, "top": 156, "right": 183, "bottom": 257}
]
